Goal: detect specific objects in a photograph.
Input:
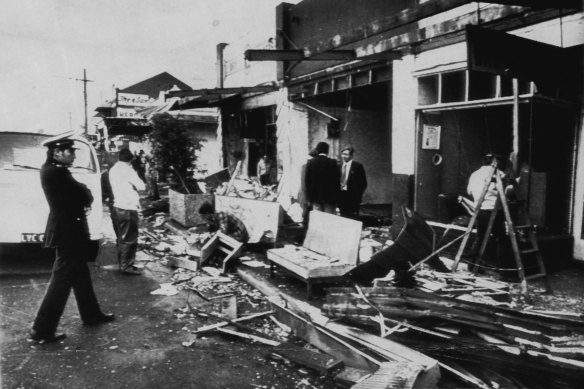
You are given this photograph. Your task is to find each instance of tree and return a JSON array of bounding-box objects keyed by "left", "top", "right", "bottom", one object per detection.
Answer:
[{"left": 146, "top": 113, "right": 204, "bottom": 194}]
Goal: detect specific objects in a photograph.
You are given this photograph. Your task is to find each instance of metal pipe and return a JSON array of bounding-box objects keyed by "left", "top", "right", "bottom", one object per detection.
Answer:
[{"left": 216, "top": 43, "right": 228, "bottom": 88}]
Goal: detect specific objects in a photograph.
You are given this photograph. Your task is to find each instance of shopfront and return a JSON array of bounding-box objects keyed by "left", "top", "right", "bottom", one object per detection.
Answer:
[
  {"left": 412, "top": 30, "right": 582, "bottom": 267},
  {"left": 415, "top": 72, "right": 578, "bottom": 233}
]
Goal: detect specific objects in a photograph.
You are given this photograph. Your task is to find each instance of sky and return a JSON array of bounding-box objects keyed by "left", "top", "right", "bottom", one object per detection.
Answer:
[{"left": 0, "top": 0, "right": 296, "bottom": 135}]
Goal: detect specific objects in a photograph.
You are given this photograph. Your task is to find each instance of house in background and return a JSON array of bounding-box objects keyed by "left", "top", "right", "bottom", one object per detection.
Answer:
[
  {"left": 164, "top": 9, "right": 284, "bottom": 185},
  {"left": 94, "top": 71, "right": 221, "bottom": 174}
]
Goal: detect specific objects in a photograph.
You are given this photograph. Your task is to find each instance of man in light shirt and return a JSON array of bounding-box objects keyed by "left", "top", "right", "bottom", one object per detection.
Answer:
[
  {"left": 109, "top": 148, "right": 146, "bottom": 275},
  {"left": 466, "top": 154, "right": 508, "bottom": 268}
]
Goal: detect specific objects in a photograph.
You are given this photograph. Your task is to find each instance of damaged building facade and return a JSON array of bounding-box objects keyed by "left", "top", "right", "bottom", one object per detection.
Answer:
[
  {"left": 169, "top": 1, "right": 583, "bottom": 267},
  {"left": 238, "top": 0, "right": 583, "bottom": 268}
]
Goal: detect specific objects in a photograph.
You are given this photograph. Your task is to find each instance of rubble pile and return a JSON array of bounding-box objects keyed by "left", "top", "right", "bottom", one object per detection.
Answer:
[
  {"left": 136, "top": 193, "right": 584, "bottom": 388},
  {"left": 322, "top": 285, "right": 584, "bottom": 388},
  {"left": 168, "top": 267, "right": 344, "bottom": 388},
  {"left": 412, "top": 268, "right": 511, "bottom": 305},
  {"left": 137, "top": 212, "right": 342, "bottom": 387},
  {"left": 215, "top": 177, "right": 278, "bottom": 202},
  {"left": 358, "top": 227, "right": 393, "bottom": 263}
]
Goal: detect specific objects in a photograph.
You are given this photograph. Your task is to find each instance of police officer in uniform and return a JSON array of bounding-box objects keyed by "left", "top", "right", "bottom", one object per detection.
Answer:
[{"left": 30, "top": 133, "right": 114, "bottom": 344}]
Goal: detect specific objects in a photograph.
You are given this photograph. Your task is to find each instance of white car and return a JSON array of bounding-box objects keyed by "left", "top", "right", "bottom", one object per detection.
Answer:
[{"left": 0, "top": 131, "right": 102, "bottom": 245}]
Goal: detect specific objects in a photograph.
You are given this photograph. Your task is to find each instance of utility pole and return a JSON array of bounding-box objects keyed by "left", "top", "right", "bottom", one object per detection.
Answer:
[{"left": 76, "top": 69, "right": 93, "bottom": 135}]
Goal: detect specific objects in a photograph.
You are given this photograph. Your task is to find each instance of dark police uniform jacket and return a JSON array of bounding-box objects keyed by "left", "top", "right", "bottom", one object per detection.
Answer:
[{"left": 41, "top": 159, "right": 93, "bottom": 248}]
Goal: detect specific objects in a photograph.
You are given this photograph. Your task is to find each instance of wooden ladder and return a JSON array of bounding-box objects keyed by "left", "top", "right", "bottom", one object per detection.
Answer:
[{"left": 452, "top": 164, "right": 551, "bottom": 297}]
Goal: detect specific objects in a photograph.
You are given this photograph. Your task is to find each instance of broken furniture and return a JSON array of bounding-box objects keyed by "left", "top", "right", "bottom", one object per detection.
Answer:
[
  {"left": 215, "top": 195, "right": 283, "bottom": 243},
  {"left": 200, "top": 231, "right": 243, "bottom": 273},
  {"left": 345, "top": 207, "right": 448, "bottom": 286},
  {"left": 267, "top": 210, "right": 362, "bottom": 299}
]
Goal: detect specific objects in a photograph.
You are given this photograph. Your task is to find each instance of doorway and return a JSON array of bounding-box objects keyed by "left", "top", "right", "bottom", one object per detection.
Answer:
[{"left": 415, "top": 100, "right": 577, "bottom": 235}]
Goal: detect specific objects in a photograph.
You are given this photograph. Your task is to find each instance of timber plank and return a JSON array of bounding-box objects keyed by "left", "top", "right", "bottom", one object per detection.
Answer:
[
  {"left": 334, "top": 367, "right": 371, "bottom": 388},
  {"left": 351, "top": 362, "right": 425, "bottom": 389},
  {"left": 270, "top": 300, "right": 380, "bottom": 371},
  {"left": 323, "top": 286, "right": 584, "bottom": 358},
  {"left": 270, "top": 342, "right": 344, "bottom": 374}
]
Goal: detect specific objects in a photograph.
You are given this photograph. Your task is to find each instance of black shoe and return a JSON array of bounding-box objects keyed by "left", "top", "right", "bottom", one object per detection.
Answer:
[
  {"left": 29, "top": 330, "right": 66, "bottom": 344},
  {"left": 84, "top": 313, "right": 115, "bottom": 326}
]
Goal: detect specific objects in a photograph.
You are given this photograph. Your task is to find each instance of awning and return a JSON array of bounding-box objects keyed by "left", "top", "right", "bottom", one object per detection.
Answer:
[
  {"left": 103, "top": 117, "right": 151, "bottom": 137},
  {"left": 167, "top": 85, "right": 278, "bottom": 109},
  {"left": 135, "top": 101, "right": 179, "bottom": 119},
  {"left": 286, "top": 61, "right": 392, "bottom": 101},
  {"left": 466, "top": 25, "right": 581, "bottom": 83},
  {"left": 168, "top": 109, "right": 218, "bottom": 124}
]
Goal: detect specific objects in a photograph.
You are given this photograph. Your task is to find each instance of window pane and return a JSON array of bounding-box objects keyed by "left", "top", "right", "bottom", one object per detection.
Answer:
[
  {"left": 418, "top": 75, "right": 439, "bottom": 105},
  {"left": 442, "top": 71, "right": 466, "bottom": 103},
  {"left": 469, "top": 71, "right": 496, "bottom": 100}
]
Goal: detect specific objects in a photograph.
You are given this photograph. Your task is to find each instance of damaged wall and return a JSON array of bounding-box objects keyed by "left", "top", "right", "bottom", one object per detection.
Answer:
[
  {"left": 276, "top": 94, "right": 310, "bottom": 203},
  {"left": 192, "top": 123, "right": 222, "bottom": 177},
  {"left": 391, "top": 54, "right": 417, "bottom": 234},
  {"left": 221, "top": 107, "right": 247, "bottom": 176}
]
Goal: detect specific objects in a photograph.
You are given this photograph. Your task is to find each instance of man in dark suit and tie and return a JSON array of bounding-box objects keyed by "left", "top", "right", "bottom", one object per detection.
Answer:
[
  {"left": 338, "top": 145, "right": 367, "bottom": 219},
  {"left": 305, "top": 142, "right": 340, "bottom": 214}
]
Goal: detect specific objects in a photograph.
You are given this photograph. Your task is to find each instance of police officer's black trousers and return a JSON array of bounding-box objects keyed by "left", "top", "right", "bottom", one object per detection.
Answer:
[{"left": 33, "top": 244, "right": 103, "bottom": 336}]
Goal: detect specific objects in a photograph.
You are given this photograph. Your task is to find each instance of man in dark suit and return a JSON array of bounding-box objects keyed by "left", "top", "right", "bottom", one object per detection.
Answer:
[
  {"left": 304, "top": 142, "right": 340, "bottom": 214},
  {"left": 338, "top": 146, "right": 367, "bottom": 219},
  {"left": 30, "top": 134, "right": 114, "bottom": 344}
]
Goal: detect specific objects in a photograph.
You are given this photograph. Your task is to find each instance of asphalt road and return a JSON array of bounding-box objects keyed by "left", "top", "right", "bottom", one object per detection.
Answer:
[{"left": 0, "top": 216, "right": 337, "bottom": 389}]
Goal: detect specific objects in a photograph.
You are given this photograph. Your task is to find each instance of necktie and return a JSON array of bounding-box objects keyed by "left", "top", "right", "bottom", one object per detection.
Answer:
[{"left": 341, "top": 163, "right": 348, "bottom": 188}]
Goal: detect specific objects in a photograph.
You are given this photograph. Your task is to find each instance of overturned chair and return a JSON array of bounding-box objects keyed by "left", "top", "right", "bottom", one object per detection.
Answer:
[{"left": 345, "top": 206, "right": 448, "bottom": 286}]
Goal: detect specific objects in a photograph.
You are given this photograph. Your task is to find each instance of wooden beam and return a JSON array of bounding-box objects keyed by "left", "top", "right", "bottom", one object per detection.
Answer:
[
  {"left": 245, "top": 49, "right": 357, "bottom": 61},
  {"left": 358, "top": 51, "right": 403, "bottom": 61},
  {"left": 245, "top": 49, "right": 401, "bottom": 62},
  {"left": 415, "top": 7, "right": 573, "bottom": 53},
  {"left": 305, "top": 0, "right": 474, "bottom": 55},
  {"left": 270, "top": 299, "right": 381, "bottom": 371},
  {"left": 352, "top": 6, "right": 570, "bottom": 59},
  {"left": 352, "top": 362, "right": 425, "bottom": 389},
  {"left": 270, "top": 343, "right": 344, "bottom": 373},
  {"left": 167, "top": 86, "right": 277, "bottom": 98},
  {"left": 191, "top": 310, "right": 274, "bottom": 335},
  {"left": 354, "top": 4, "right": 523, "bottom": 58},
  {"left": 487, "top": 0, "right": 582, "bottom": 10},
  {"left": 216, "top": 327, "right": 281, "bottom": 346}
]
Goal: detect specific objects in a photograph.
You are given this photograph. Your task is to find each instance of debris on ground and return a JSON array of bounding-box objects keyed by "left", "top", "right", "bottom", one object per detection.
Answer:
[
  {"left": 150, "top": 283, "right": 179, "bottom": 296},
  {"left": 136, "top": 190, "right": 584, "bottom": 389},
  {"left": 322, "top": 285, "right": 584, "bottom": 389}
]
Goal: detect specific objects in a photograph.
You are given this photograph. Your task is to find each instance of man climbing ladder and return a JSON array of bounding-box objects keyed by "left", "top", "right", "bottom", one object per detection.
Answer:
[{"left": 452, "top": 158, "right": 550, "bottom": 298}]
